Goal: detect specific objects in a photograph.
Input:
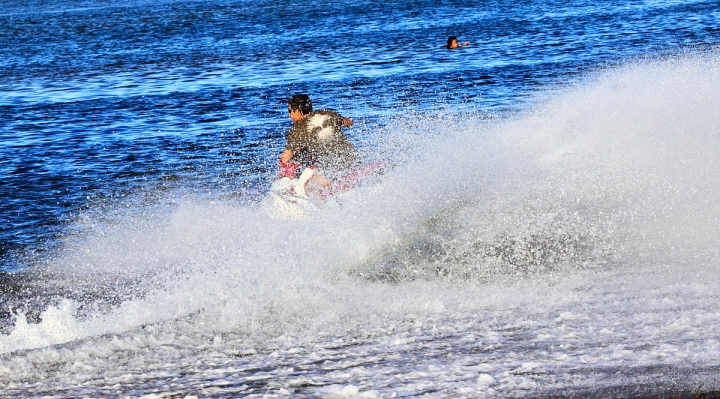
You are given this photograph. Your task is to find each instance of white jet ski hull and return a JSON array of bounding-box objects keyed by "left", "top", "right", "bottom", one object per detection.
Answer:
[{"left": 263, "top": 162, "right": 385, "bottom": 219}]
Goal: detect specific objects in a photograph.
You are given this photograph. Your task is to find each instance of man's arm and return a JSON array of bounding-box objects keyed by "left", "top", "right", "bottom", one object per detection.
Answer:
[{"left": 280, "top": 149, "right": 293, "bottom": 163}]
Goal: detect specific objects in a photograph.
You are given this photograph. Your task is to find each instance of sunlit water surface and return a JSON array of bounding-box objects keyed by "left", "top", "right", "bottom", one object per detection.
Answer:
[{"left": 1, "top": 0, "right": 720, "bottom": 397}]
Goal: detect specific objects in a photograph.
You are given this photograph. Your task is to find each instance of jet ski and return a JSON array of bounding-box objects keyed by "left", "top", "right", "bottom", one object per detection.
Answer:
[{"left": 264, "top": 161, "right": 385, "bottom": 219}]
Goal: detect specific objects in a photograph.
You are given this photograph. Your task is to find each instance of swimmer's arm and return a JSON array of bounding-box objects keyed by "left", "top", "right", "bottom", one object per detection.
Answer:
[
  {"left": 342, "top": 117, "right": 353, "bottom": 127},
  {"left": 280, "top": 149, "right": 293, "bottom": 163},
  {"left": 461, "top": 41, "right": 470, "bottom": 46}
]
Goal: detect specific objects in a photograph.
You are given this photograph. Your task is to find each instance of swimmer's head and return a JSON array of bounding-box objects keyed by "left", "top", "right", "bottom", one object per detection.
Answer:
[
  {"left": 446, "top": 36, "right": 459, "bottom": 49},
  {"left": 288, "top": 94, "right": 312, "bottom": 122}
]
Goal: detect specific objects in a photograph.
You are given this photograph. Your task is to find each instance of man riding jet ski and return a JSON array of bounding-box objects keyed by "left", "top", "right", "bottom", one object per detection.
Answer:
[{"left": 268, "top": 94, "right": 383, "bottom": 217}]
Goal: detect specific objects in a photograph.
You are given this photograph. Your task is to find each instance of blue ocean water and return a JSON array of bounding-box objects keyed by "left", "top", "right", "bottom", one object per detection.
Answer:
[
  {"left": 2, "top": 0, "right": 717, "bottom": 271},
  {"left": 2, "top": 0, "right": 720, "bottom": 397}
]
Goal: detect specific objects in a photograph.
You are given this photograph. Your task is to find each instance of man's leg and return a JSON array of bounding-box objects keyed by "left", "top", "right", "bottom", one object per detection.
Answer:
[{"left": 305, "top": 173, "right": 332, "bottom": 200}]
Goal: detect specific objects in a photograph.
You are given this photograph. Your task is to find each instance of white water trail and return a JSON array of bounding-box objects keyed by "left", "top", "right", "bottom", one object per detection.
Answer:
[{"left": 2, "top": 53, "right": 720, "bottom": 396}]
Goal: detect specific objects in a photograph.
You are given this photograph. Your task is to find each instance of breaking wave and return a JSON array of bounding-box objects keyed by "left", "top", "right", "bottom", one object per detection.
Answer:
[{"left": 3, "top": 52, "right": 720, "bottom": 362}]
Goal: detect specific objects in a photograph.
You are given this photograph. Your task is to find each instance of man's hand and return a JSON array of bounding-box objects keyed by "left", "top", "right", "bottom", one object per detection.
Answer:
[{"left": 342, "top": 117, "right": 353, "bottom": 127}]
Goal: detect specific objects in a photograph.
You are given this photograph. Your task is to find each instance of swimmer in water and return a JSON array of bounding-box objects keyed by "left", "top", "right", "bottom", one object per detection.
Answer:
[{"left": 446, "top": 36, "right": 470, "bottom": 49}]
